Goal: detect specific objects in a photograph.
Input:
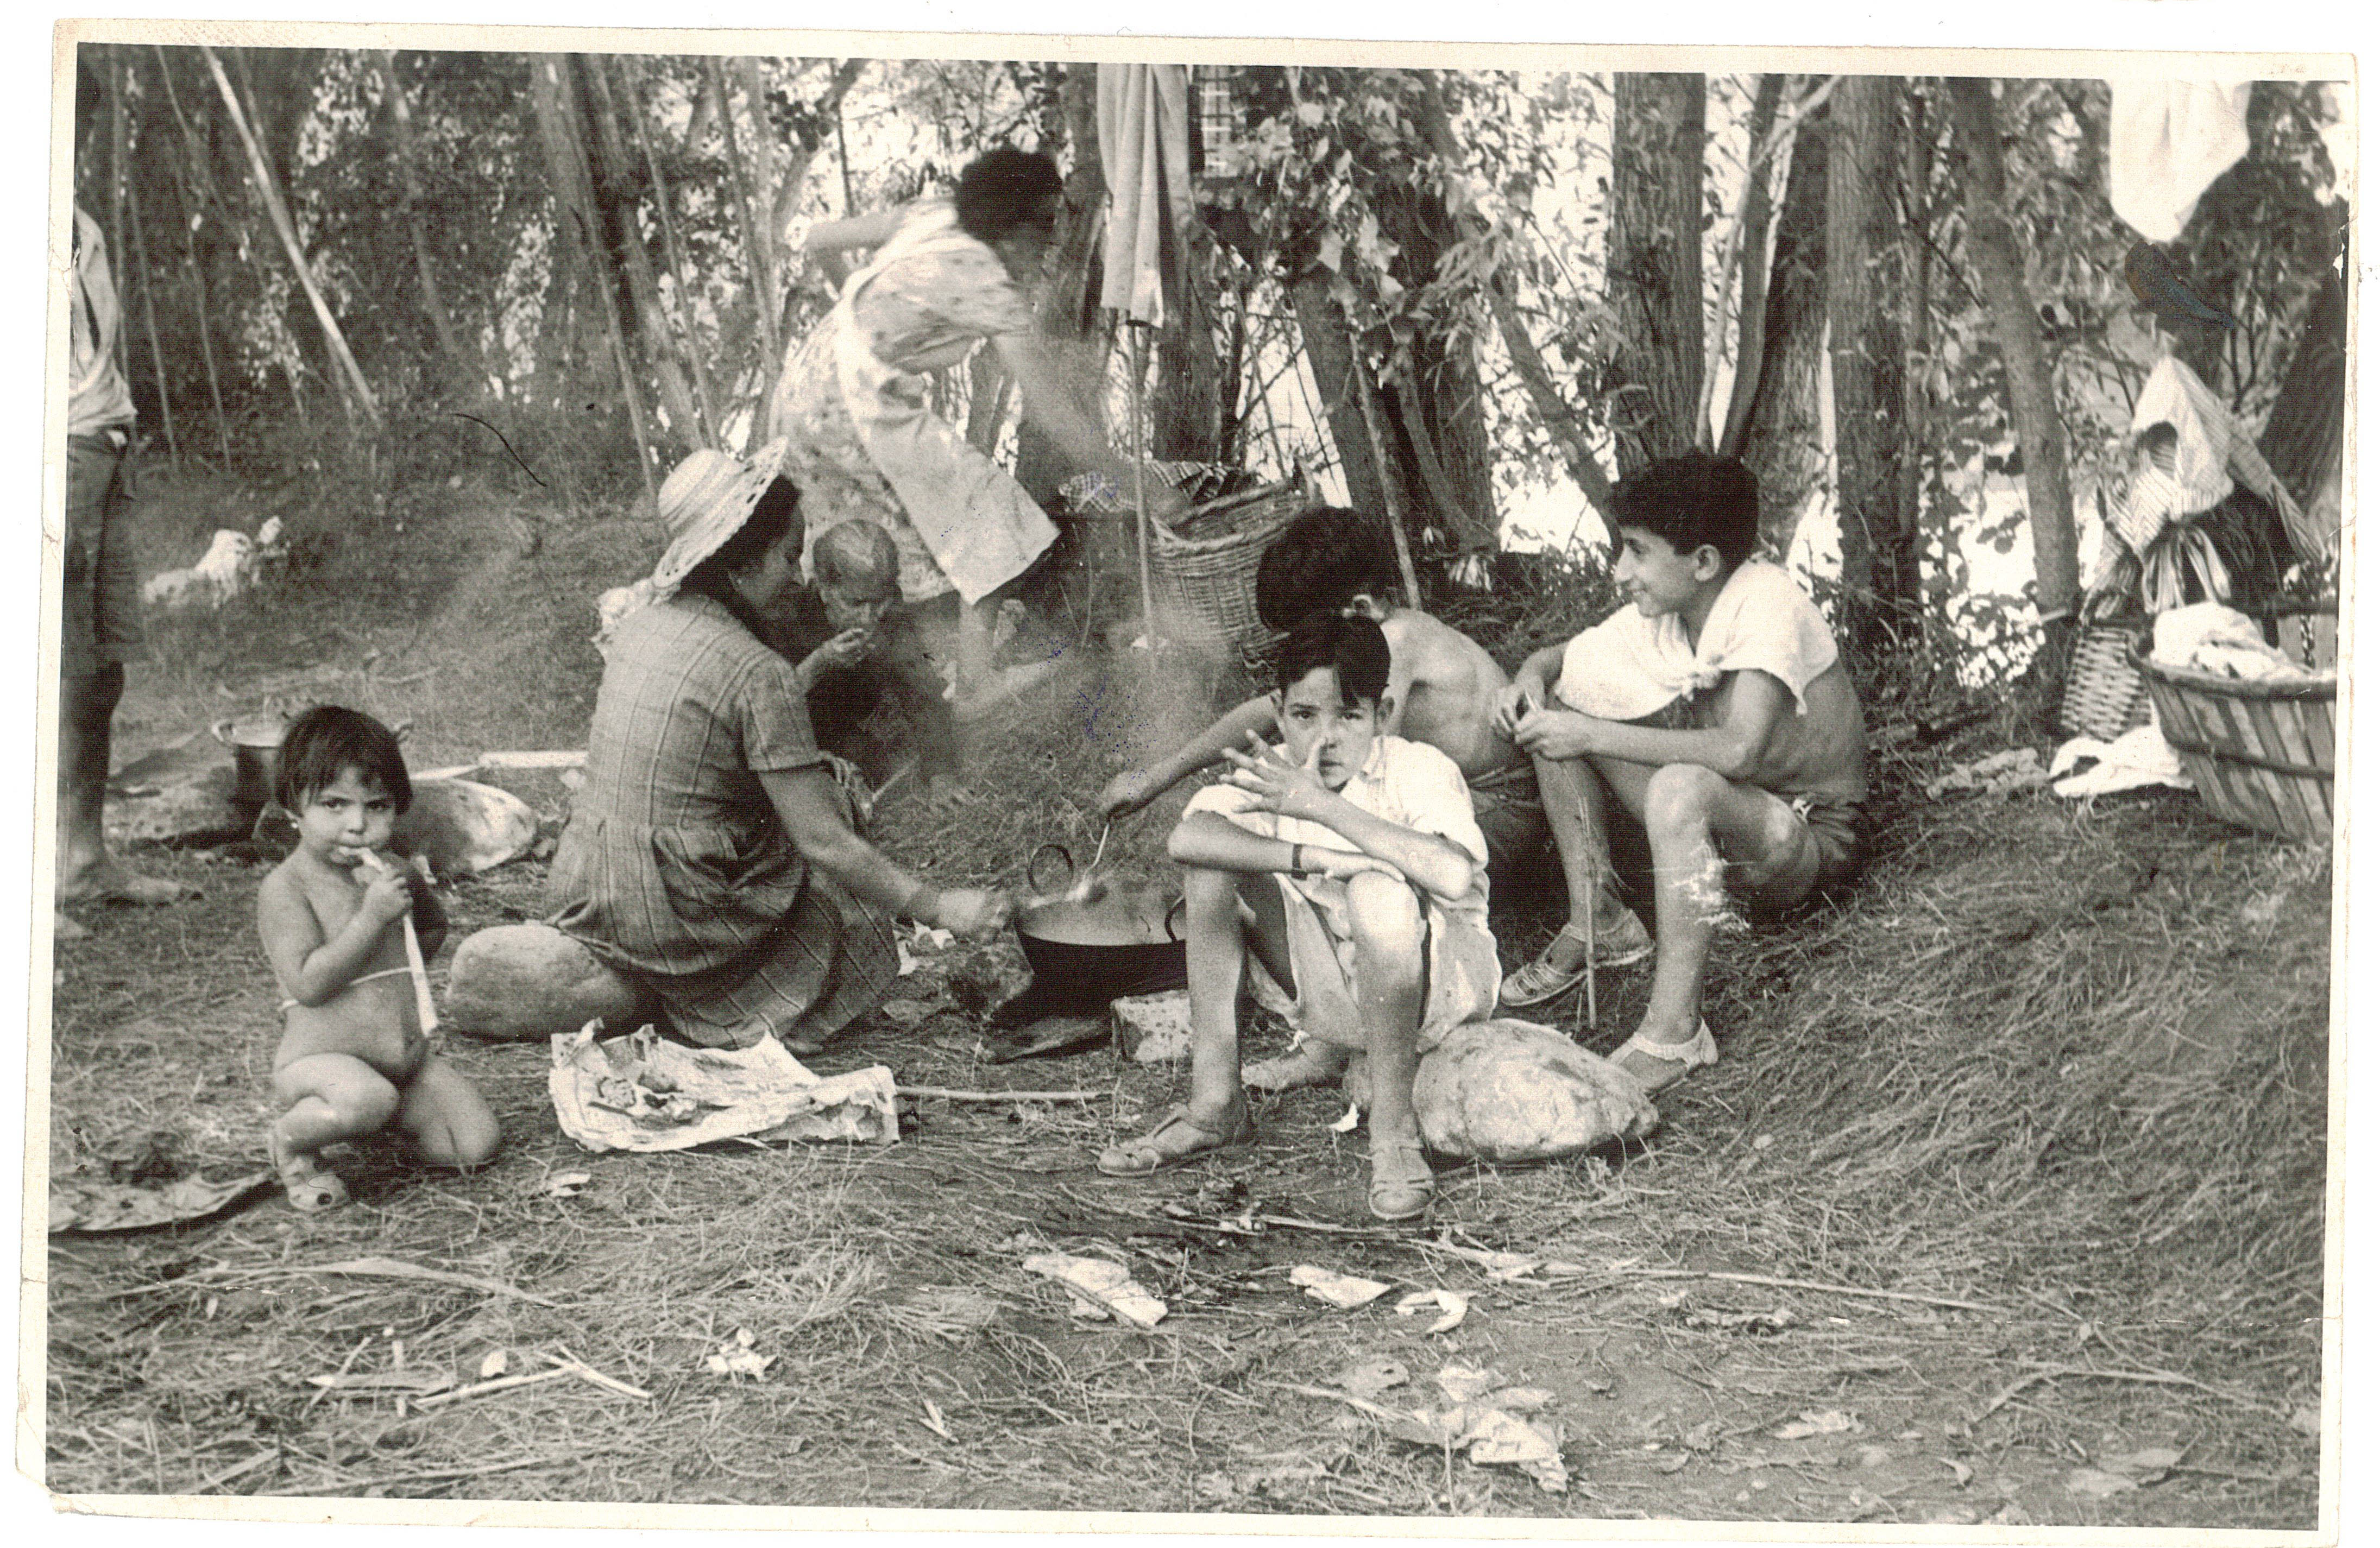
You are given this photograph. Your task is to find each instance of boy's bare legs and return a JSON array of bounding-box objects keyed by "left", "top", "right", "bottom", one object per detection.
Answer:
[
  {"left": 1526, "top": 750, "right": 1655, "bottom": 975},
  {"left": 398, "top": 1058, "right": 502, "bottom": 1170},
  {"left": 1617, "top": 764, "right": 1821, "bottom": 1085},
  {"left": 1343, "top": 871, "right": 1432, "bottom": 1216}
]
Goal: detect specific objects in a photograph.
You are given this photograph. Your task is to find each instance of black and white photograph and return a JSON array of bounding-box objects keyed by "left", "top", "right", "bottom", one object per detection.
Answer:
[{"left": 26, "top": 15, "right": 2354, "bottom": 1536}]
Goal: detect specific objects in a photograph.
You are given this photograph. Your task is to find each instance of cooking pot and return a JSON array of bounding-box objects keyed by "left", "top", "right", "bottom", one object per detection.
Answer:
[
  {"left": 213, "top": 712, "right": 293, "bottom": 827},
  {"left": 990, "top": 844, "right": 1187, "bottom": 1029}
]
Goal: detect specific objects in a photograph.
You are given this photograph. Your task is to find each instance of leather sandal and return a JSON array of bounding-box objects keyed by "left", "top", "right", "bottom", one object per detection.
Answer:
[
  {"left": 1368, "top": 1135, "right": 1435, "bottom": 1222},
  {"left": 268, "top": 1125, "right": 349, "bottom": 1214},
  {"left": 1615, "top": 1020, "right": 1718, "bottom": 1094},
  {"left": 1098, "top": 1104, "right": 1255, "bottom": 1176}
]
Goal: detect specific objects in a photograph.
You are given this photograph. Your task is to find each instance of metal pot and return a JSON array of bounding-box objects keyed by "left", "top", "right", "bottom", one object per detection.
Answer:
[
  {"left": 213, "top": 712, "right": 292, "bottom": 826},
  {"left": 991, "top": 844, "right": 1187, "bottom": 1028}
]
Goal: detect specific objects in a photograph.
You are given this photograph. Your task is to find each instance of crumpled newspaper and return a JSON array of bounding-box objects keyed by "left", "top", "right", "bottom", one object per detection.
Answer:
[
  {"left": 1023, "top": 1252, "right": 1167, "bottom": 1328},
  {"left": 1384, "top": 1366, "right": 1567, "bottom": 1492},
  {"left": 549, "top": 1021, "right": 897, "bottom": 1153}
]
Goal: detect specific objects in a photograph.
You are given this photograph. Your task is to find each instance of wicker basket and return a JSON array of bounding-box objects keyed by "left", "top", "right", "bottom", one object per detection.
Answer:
[
  {"left": 2059, "top": 623, "right": 2154, "bottom": 742},
  {"left": 2129, "top": 640, "right": 2336, "bottom": 843},
  {"left": 1147, "top": 471, "right": 1313, "bottom": 654}
]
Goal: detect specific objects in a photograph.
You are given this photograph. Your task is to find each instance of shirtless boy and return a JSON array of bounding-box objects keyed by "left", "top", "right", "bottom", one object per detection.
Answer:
[
  {"left": 1499, "top": 453, "right": 1868, "bottom": 1092},
  {"left": 259, "top": 707, "right": 500, "bottom": 1211}
]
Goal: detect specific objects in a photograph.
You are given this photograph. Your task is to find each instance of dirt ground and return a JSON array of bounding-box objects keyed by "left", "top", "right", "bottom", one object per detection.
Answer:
[{"left": 39, "top": 470, "right": 2329, "bottom": 1525}]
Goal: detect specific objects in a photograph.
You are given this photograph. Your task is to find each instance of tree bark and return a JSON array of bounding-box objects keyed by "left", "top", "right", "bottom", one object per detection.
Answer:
[
  {"left": 577, "top": 55, "right": 703, "bottom": 449},
  {"left": 1740, "top": 102, "right": 1830, "bottom": 559},
  {"left": 1013, "top": 64, "right": 1111, "bottom": 505},
  {"left": 1715, "top": 73, "right": 1785, "bottom": 461},
  {"left": 626, "top": 58, "right": 719, "bottom": 445},
  {"left": 1824, "top": 75, "right": 1906, "bottom": 658},
  {"left": 1604, "top": 72, "right": 1707, "bottom": 474},
  {"left": 1946, "top": 77, "right": 2080, "bottom": 653},
  {"left": 1288, "top": 273, "right": 1389, "bottom": 519},
  {"left": 375, "top": 52, "right": 477, "bottom": 396},
  {"left": 1893, "top": 86, "right": 1933, "bottom": 614}
]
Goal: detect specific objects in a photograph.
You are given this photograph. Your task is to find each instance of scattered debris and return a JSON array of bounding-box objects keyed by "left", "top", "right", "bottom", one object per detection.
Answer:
[
  {"left": 2065, "top": 1467, "right": 2140, "bottom": 1498},
  {"left": 1924, "top": 748, "right": 2052, "bottom": 800},
  {"left": 1773, "top": 1409, "right": 1860, "bottom": 1441},
  {"left": 1682, "top": 1304, "right": 1797, "bottom": 1335},
  {"left": 703, "top": 1328, "right": 775, "bottom": 1381},
  {"left": 1328, "top": 1103, "right": 1362, "bottom": 1134},
  {"left": 1333, "top": 1357, "right": 1410, "bottom": 1399},
  {"left": 478, "top": 1350, "right": 509, "bottom": 1379},
  {"left": 410, "top": 1367, "right": 572, "bottom": 1408},
  {"left": 1291, "top": 1266, "right": 1391, "bottom": 1309},
  {"left": 305, "top": 1368, "right": 455, "bottom": 1397},
  {"left": 50, "top": 1168, "right": 274, "bottom": 1235},
  {"left": 540, "top": 1172, "right": 591, "bottom": 1199},
  {"left": 1024, "top": 1252, "right": 1167, "bottom": 1329},
  {"left": 1395, "top": 1288, "right": 1469, "bottom": 1334},
  {"left": 551, "top": 1021, "right": 898, "bottom": 1152}
]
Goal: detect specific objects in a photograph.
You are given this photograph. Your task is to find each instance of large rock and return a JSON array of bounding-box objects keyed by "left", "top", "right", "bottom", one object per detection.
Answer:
[
  {"left": 1413, "top": 1019, "right": 1661, "bottom": 1164},
  {"left": 444, "top": 923, "right": 649, "bottom": 1041},
  {"left": 395, "top": 778, "right": 540, "bottom": 880}
]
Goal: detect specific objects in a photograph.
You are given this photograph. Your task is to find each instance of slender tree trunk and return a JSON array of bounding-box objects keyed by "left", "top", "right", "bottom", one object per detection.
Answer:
[
  {"left": 1288, "top": 273, "right": 1389, "bottom": 519},
  {"left": 155, "top": 94, "right": 232, "bottom": 466},
  {"left": 626, "top": 59, "right": 719, "bottom": 445},
  {"left": 204, "top": 46, "right": 381, "bottom": 424},
  {"left": 1604, "top": 72, "right": 1707, "bottom": 475},
  {"left": 1715, "top": 73, "right": 1786, "bottom": 459},
  {"left": 1741, "top": 104, "right": 1829, "bottom": 559},
  {"left": 1013, "top": 64, "right": 1110, "bottom": 505},
  {"left": 1946, "top": 77, "right": 2080, "bottom": 662},
  {"left": 1893, "top": 86, "right": 1933, "bottom": 615},
  {"left": 2256, "top": 247, "right": 2345, "bottom": 553},
  {"left": 375, "top": 51, "right": 477, "bottom": 396},
  {"left": 578, "top": 55, "right": 702, "bottom": 447},
  {"left": 125, "top": 146, "right": 179, "bottom": 463},
  {"left": 1825, "top": 75, "right": 1905, "bottom": 658},
  {"left": 708, "top": 58, "right": 782, "bottom": 395}
]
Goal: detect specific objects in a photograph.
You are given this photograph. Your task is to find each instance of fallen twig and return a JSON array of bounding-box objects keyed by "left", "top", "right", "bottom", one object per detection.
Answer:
[
  {"left": 1971, "top": 1362, "right": 2290, "bottom": 1424},
  {"left": 247, "top": 1255, "right": 558, "bottom": 1307},
  {"left": 897, "top": 1086, "right": 1102, "bottom": 1104},
  {"left": 547, "top": 1344, "right": 653, "bottom": 1400},
  {"left": 302, "top": 1334, "right": 374, "bottom": 1414},
  {"left": 1410, "top": 1237, "right": 2005, "bottom": 1315},
  {"left": 411, "top": 1366, "right": 572, "bottom": 1409},
  {"left": 190, "top": 1448, "right": 280, "bottom": 1494},
  {"left": 1273, "top": 1381, "right": 1409, "bottom": 1424}
]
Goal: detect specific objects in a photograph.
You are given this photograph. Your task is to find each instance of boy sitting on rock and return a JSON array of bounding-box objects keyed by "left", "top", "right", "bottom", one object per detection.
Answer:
[
  {"left": 1500, "top": 452, "right": 1868, "bottom": 1092},
  {"left": 1098, "top": 507, "right": 1544, "bottom": 1091},
  {"left": 1095, "top": 614, "right": 1501, "bottom": 1221}
]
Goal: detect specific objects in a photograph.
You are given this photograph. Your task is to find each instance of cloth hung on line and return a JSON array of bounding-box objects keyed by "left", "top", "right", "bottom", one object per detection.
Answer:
[
  {"left": 2107, "top": 80, "right": 2251, "bottom": 243},
  {"left": 1552, "top": 560, "right": 1839, "bottom": 723},
  {"left": 2115, "top": 357, "right": 2318, "bottom": 567},
  {"left": 1095, "top": 64, "right": 1194, "bottom": 328}
]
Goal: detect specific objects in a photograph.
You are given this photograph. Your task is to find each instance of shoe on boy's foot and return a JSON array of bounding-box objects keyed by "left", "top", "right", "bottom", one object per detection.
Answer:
[
  {"left": 1368, "top": 1135, "right": 1435, "bottom": 1222},
  {"left": 1501, "top": 909, "right": 1654, "bottom": 1008},
  {"left": 1613, "top": 1020, "right": 1718, "bottom": 1095}
]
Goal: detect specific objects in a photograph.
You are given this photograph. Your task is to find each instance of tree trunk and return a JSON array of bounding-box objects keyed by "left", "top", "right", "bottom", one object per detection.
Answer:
[
  {"left": 708, "top": 57, "right": 782, "bottom": 403},
  {"left": 1946, "top": 77, "right": 2081, "bottom": 665},
  {"left": 577, "top": 55, "right": 702, "bottom": 450},
  {"left": 1894, "top": 86, "right": 1933, "bottom": 614},
  {"left": 1741, "top": 104, "right": 1829, "bottom": 560},
  {"left": 1603, "top": 72, "right": 1706, "bottom": 475},
  {"left": 1824, "top": 75, "right": 1906, "bottom": 658},
  {"left": 375, "top": 52, "right": 477, "bottom": 397},
  {"left": 1013, "top": 64, "right": 1110, "bottom": 506},
  {"left": 2256, "top": 248, "right": 2345, "bottom": 553},
  {"left": 1288, "top": 273, "right": 1389, "bottom": 518},
  {"left": 626, "top": 58, "right": 720, "bottom": 445},
  {"left": 1715, "top": 73, "right": 1786, "bottom": 461}
]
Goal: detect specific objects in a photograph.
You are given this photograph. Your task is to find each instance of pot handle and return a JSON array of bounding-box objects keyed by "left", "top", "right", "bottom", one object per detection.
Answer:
[
  {"left": 389, "top": 719, "right": 414, "bottom": 743},
  {"left": 1025, "top": 843, "right": 1074, "bottom": 898},
  {"left": 210, "top": 718, "right": 235, "bottom": 747},
  {"left": 1164, "top": 896, "right": 1187, "bottom": 942}
]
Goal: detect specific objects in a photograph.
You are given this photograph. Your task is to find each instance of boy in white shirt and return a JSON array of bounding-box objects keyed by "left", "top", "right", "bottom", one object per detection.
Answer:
[{"left": 1096, "top": 614, "right": 1501, "bottom": 1220}]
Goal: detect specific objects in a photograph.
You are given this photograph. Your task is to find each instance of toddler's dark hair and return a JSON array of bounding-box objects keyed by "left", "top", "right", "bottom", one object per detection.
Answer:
[
  {"left": 275, "top": 705, "right": 413, "bottom": 814},
  {"left": 956, "top": 147, "right": 1063, "bottom": 245},
  {"left": 1275, "top": 612, "right": 1391, "bottom": 709},
  {"left": 1608, "top": 452, "right": 1762, "bottom": 572},
  {"left": 1255, "top": 507, "right": 1399, "bottom": 631}
]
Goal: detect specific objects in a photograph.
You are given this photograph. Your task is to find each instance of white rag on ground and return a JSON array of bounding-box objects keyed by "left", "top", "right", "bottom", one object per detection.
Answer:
[
  {"left": 2051, "top": 716, "right": 2194, "bottom": 799},
  {"left": 1096, "top": 64, "right": 1193, "bottom": 327},
  {"left": 2108, "top": 80, "right": 2251, "bottom": 243},
  {"left": 1552, "top": 560, "right": 1838, "bottom": 721}
]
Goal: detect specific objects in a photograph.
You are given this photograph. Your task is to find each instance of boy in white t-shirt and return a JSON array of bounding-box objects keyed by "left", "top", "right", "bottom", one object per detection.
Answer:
[{"left": 1095, "top": 615, "right": 1501, "bottom": 1220}]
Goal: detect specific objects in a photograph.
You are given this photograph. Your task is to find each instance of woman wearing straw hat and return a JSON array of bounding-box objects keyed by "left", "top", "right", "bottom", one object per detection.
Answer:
[
  {"left": 549, "top": 444, "right": 1012, "bottom": 1053},
  {"left": 772, "top": 147, "right": 1189, "bottom": 720}
]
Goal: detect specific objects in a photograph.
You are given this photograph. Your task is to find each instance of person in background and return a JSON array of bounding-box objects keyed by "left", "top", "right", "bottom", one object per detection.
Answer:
[
  {"left": 764, "top": 517, "right": 962, "bottom": 800},
  {"left": 56, "top": 61, "right": 199, "bottom": 940},
  {"left": 770, "top": 146, "right": 1188, "bottom": 725}
]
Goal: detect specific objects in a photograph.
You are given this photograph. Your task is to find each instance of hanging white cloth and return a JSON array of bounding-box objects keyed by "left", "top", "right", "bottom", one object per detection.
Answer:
[
  {"left": 1095, "top": 65, "right": 1194, "bottom": 327},
  {"left": 2107, "top": 81, "right": 2252, "bottom": 243}
]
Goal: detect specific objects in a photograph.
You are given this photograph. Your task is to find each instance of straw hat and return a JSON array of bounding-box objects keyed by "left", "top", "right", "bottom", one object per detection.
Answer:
[{"left": 649, "top": 439, "right": 790, "bottom": 596}]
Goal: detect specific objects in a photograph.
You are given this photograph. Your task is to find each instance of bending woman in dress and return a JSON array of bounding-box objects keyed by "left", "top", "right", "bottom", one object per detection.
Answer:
[
  {"left": 550, "top": 445, "right": 1011, "bottom": 1053},
  {"left": 771, "top": 147, "right": 1187, "bottom": 719}
]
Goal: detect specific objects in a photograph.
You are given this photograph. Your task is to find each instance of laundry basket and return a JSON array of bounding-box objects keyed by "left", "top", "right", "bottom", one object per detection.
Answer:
[
  {"left": 1147, "top": 471, "right": 1314, "bottom": 655},
  {"left": 2129, "top": 639, "right": 2335, "bottom": 843},
  {"left": 2058, "top": 623, "right": 2154, "bottom": 742}
]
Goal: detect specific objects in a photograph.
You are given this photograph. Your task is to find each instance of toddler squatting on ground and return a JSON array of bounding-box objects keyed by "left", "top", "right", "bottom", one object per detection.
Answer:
[{"left": 259, "top": 706, "right": 501, "bottom": 1212}]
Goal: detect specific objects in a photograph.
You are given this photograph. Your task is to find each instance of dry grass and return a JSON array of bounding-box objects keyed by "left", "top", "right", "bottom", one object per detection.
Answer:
[{"left": 41, "top": 467, "right": 2329, "bottom": 1525}]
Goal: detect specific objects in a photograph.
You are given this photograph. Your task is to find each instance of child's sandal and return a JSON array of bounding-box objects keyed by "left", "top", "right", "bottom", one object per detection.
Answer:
[
  {"left": 268, "top": 1125, "right": 349, "bottom": 1214},
  {"left": 1368, "top": 1135, "right": 1435, "bottom": 1222},
  {"left": 1615, "top": 1020, "right": 1719, "bottom": 1094}
]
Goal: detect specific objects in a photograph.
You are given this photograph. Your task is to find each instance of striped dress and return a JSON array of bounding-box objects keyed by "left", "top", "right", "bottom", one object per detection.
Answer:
[{"left": 548, "top": 593, "right": 898, "bottom": 1050}]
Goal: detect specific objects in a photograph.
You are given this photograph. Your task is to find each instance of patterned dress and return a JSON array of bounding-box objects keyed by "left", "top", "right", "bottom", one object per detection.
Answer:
[
  {"left": 769, "top": 197, "right": 1057, "bottom": 606},
  {"left": 548, "top": 592, "right": 898, "bottom": 1050}
]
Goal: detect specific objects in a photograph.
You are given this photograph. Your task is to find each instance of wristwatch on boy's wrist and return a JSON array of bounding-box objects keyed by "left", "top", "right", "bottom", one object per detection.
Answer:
[{"left": 1289, "top": 843, "right": 1310, "bottom": 877}]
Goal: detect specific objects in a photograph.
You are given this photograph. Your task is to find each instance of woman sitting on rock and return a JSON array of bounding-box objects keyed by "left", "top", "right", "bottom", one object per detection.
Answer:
[{"left": 547, "top": 444, "right": 1011, "bottom": 1053}]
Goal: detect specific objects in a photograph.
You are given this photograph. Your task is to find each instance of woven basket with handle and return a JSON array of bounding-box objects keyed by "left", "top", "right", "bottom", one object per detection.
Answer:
[
  {"left": 2129, "top": 636, "right": 2335, "bottom": 843},
  {"left": 2058, "top": 623, "right": 2154, "bottom": 742},
  {"left": 1147, "top": 471, "right": 1314, "bottom": 655}
]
